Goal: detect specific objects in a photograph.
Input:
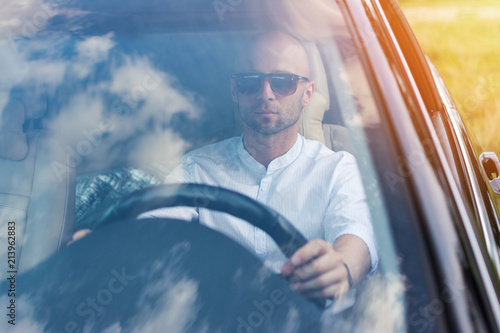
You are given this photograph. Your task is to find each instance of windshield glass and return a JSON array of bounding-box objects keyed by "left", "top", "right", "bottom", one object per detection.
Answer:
[{"left": 0, "top": 0, "right": 432, "bottom": 332}]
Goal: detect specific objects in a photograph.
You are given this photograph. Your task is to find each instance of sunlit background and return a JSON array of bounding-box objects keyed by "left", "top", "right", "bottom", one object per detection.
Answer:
[{"left": 399, "top": 0, "right": 500, "bottom": 157}]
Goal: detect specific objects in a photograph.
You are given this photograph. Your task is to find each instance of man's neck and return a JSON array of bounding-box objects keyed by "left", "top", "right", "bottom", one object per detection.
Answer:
[{"left": 242, "top": 126, "right": 299, "bottom": 168}]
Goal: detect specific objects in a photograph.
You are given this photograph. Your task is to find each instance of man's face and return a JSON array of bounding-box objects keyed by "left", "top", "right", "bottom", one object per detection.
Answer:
[{"left": 231, "top": 36, "right": 314, "bottom": 136}]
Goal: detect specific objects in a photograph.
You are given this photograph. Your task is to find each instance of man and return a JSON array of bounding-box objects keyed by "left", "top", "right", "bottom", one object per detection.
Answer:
[{"left": 144, "top": 30, "right": 378, "bottom": 303}]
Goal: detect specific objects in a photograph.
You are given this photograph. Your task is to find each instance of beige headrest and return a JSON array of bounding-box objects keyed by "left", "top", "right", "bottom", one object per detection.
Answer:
[
  {"left": 299, "top": 92, "right": 328, "bottom": 144},
  {"left": 0, "top": 82, "right": 47, "bottom": 160},
  {"left": 0, "top": 99, "right": 28, "bottom": 160},
  {"left": 299, "top": 42, "right": 329, "bottom": 144}
]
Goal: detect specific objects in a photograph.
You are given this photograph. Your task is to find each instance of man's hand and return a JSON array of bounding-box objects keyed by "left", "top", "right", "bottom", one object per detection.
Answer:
[
  {"left": 281, "top": 235, "right": 370, "bottom": 300},
  {"left": 67, "top": 228, "right": 92, "bottom": 245}
]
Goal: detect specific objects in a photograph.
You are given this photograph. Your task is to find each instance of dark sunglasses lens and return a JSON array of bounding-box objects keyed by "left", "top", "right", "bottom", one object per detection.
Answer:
[
  {"left": 270, "top": 74, "right": 296, "bottom": 95},
  {"left": 236, "top": 75, "right": 261, "bottom": 94}
]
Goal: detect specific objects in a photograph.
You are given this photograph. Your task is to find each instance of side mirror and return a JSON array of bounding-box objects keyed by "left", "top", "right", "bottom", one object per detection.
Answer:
[{"left": 480, "top": 152, "right": 500, "bottom": 194}]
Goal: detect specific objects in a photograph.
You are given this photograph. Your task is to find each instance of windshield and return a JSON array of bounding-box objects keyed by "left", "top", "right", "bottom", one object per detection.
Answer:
[{"left": 0, "top": 0, "right": 435, "bottom": 332}]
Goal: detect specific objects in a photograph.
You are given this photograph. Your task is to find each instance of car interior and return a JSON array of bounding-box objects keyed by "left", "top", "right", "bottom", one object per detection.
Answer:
[
  {"left": 0, "top": 79, "right": 75, "bottom": 275},
  {"left": 0, "top": 31, "right": 358, "bottom": 273},
  {"left": 0, "top": 1, "right": 417, "bottom": 330}
]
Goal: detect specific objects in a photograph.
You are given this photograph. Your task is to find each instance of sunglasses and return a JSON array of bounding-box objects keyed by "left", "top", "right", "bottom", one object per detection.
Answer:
[{"left": 231, "top": 73, "right": 310, "bottom": 96}]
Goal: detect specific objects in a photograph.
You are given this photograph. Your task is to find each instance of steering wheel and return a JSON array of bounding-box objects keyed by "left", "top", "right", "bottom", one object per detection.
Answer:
[
  {"left": 99, "top": 183, "right": 326, "bottom": 308},
  {"left": 98, "top": 183, "right": 308, "bottom": 258},
  {"left": 11, "top": 184, "right": 324, "bottom": 332}
]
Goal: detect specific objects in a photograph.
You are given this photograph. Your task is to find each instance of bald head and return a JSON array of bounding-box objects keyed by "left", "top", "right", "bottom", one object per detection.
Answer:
[{"left": 235, "top": 31, "right": 311, "bottom": 78}]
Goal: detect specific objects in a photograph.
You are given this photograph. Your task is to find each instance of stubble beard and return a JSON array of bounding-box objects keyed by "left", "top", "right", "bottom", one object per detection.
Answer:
[{"left": 239, "top": 97, "right": 303, "bottom": 136}]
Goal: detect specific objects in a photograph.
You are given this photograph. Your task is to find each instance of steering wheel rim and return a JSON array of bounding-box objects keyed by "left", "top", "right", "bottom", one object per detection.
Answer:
[{"left": 98, "top": 183, "right": 308, "bottom": 258}]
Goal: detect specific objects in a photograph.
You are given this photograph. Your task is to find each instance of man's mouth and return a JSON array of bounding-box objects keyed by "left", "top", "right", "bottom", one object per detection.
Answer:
[{"left": 253, "top": 105, "right": 277, "bottom": 114}]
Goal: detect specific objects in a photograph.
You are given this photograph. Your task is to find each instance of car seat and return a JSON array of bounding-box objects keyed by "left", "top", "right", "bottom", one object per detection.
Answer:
[
  {"left": 0, "top": 83, "right": 75, "bottom": 274},
  {"left": 299, "top": 42, "right": 353, "bottom": 152}
]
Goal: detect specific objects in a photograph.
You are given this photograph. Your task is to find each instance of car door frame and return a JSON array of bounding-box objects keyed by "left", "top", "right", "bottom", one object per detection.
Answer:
[{"left": 340, "top": 0, "right": 500, "bottom": 331}]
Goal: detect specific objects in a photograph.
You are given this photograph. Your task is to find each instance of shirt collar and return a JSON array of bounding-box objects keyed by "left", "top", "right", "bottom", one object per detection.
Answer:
[{"left": 237, "top": 134, "right": 303, "bottom": 173}]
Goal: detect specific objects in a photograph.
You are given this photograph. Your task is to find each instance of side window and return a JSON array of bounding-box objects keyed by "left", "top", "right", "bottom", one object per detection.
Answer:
[{"left": 430, "top": 61, "right": 500, "bottom": 278}]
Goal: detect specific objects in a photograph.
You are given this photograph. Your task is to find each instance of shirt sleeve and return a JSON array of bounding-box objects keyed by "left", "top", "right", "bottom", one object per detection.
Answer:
[
  {"left": 324, "top": 152, "right": 379, "bottom": 273},
  {"left": 138, "top": 163, "right": 199, "bottom": 221},
  {"left": 164, "top": 164, "right": 190, "bottom": 184}
]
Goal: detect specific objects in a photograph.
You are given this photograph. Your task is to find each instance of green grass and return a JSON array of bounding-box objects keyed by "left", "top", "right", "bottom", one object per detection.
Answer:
[
  {"left": 398, "top": 1, "right": 500, "bottom": 155},
  {"left": 400, "top": 0, "right": 500, "bottom": 7},
  {"left": 398, "top": 0, "right": 500, "bottom": 209}
]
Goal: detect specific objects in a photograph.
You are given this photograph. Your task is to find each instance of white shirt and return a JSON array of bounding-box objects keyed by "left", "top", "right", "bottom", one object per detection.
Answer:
[{"left": 145, "top": 134, "right": 378, "bottom": 274}]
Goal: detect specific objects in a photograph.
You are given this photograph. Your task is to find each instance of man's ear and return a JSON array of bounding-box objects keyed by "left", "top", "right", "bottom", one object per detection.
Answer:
[
  {"left": 302, "top": 81, "right": 315, "bottom": 106},
  {"left": 230, "top": 78, "right": 238, "bottom": 102}
]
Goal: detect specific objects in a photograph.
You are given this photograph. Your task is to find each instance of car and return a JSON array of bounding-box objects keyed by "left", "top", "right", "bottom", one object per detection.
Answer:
[{"left": 1, "top": 0, "right": 500, "bottom": 332}]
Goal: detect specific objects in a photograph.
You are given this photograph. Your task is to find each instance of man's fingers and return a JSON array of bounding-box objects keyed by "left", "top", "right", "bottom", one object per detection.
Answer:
[
  {"left": 289, "top": 239, "right": 331, "bottom": 267},
  {"left": 282, "top": 239, "right": 331, "bottom": 279},
  {"left": 282, "top": 239, "right": 355, "bottom": 300},
  {"left": 290, "top": 264, "right": 346, "bottom": 293},
  {"left": 68, "top": 229, "right": 92, "bottom": 245},
  {"left": 302, "top": 280, "right": 350, "bottom": 300},
  {"left": 281, "top": 261, "right": 294, "bottom": 277},
  {"left": 291, "top": 251, "right": 343, "bottom": 280}
]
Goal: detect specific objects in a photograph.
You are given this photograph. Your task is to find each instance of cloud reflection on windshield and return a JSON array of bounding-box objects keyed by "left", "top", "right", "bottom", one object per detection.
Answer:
[
  {"left": 0, "top": 272, "right": 406, "bottom": 332},
  {"left": 0, "top": 0, "right": 87, "bottom": 39},
  {"left": 2, "top": 25, "right": 199, "bottom": 177},
  {"left": 0, "top": 2, "right": 408, "bottom": 332}
]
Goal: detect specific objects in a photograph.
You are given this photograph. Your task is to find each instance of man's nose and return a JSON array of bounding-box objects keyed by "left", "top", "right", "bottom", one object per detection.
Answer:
[{"left": 258, "top": 78, "right": 276, "bottom": 100}]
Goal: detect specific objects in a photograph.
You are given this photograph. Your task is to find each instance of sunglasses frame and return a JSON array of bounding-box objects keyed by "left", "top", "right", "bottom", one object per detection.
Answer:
[{"left": 231, "top": 72, "right": 310, "bottom": 96}]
